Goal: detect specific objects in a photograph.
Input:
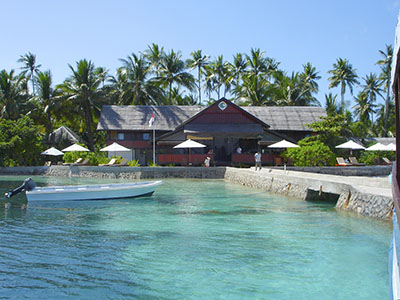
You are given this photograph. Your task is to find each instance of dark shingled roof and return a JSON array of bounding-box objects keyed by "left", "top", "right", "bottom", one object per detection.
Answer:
[{"left": 97, "top": 105, "right": 326, "bottom": 132}]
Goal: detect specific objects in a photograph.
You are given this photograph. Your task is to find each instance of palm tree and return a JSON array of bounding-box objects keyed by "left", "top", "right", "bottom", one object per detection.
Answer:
[
  {"left": 328, "top": 58, "right": 359, "bottom": 109},
  {"left": 228, "top": 53, "right": 247, "bottom": 102},
  {"left": 143, "top": 43, "right": 165, "bottom": 76},
  {"left": 352, "top": 91, "right": 376, "bottom": 123},
  {"left": 17, "top": 52, "right": 41, "bottom": 95},
  {"left": 361, "top": 73, "right": 382, "bottom": 123},
  {"left": 57, "top": 59, "right": 106, "bottom": 151},
  {"left": 34, "top": 70, "right": 60, "bottom": 135},
  {"left": 0, "top": 69, "right": 27, "bottom": 120},
  {"left": 186, "top": 50, "right": 209, "bottom": 104},
  {"left": 205, "top": 56, "right": 231, "bottom": 99},
  {"left": 116, "top": 53, "right": 164, "bottom": 105},
  {"left": 270, "top": 71, "right": 320, "bottom": 106},
  {"left": 235, "top": 73, "right": 273, "bottom": 105},
  {"left": 158, "top": 49, "right": 195, "bottom": 105},
  {"left": 376, "top": 44, "right": 393, "bottom": 135},
  {"left": 324, "top": 93, "right": 339, "bottom": 116}
]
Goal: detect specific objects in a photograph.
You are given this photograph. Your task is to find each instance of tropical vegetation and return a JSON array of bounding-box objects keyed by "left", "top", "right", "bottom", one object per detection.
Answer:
[{"left": 0, "top": 44, "right": 396, "bottom": 166}]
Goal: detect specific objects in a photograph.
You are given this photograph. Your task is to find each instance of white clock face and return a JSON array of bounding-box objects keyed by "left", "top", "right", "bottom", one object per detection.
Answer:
[{"left": 218, "top": 101, "right": 227, "bottom": 111}]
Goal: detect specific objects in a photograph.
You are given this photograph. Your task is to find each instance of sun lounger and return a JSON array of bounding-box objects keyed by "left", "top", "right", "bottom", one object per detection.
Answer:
[
  {"left": 44, "top": 161, "right": 52, "bottom": 166},
  {"left": 113, "top": 158, "right": 128, "bottom": 166},
  {"left": 336, "top": 157, "right": 352, "bottom": 166},
  {"left": 382, "top": 157, "right": 393, "bottom": 165},
  {"left": 99, "top": 158, "right": 117, "bottom": 167},
  {"left": 348, "top": 157, "right": 366, "bottom": 166},
  {"left": 73, "top": 158, "right": 90, "bottom": 166},
  {"left": 63, "top": 158, "right": 82, "bottom": 166}
]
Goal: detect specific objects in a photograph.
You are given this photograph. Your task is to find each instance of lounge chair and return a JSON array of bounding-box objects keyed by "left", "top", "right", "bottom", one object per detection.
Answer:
[
  {"left": 63, "top": 158, "right": 82, "bottom": 166},
  {"left": 336, "top": 157, "right": 352, "bottom": 166},
  {"left": 74, "top": 158, "right": 90, "bottom": 166},
  {"left": 99, "top": 158, "right": 117, "bottom": 167},
  {"left": 44, "top": 161, "right": 52, "bottom": 166},
  {"left": 382, "top": 157, "right": 393, "bottom": 165},
  {"left": 114, "top": 158, "right": 128, "bottom": 166},
  {"left": 348, "top": 157, "right": 366, "bottom": 166}
]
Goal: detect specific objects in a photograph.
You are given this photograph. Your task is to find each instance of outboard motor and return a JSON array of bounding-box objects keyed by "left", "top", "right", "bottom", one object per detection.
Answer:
[{"left": 5, "top": 178, "right": 36, "bottom": 198}]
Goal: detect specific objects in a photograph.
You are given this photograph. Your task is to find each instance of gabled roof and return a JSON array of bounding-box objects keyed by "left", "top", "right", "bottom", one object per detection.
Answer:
[
  {"left": 242, "top": 106, "right": 326, "bottom": 131},
  {"left": 97, "top": 105, "right": 203, "bottom": 131},
  {"left": 97, "top": 103, "right": 326, "bottom": 132}
]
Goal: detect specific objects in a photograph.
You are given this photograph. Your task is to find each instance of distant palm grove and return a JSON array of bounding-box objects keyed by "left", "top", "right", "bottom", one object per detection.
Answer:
[{"left": 0, "top": 44, "right": 395, "bottom": 165}]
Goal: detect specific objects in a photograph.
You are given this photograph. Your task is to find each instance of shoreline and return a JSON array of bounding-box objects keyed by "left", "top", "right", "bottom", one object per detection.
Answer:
[{"left": 0, "top": 165, "right": 393, "bottom": 220}]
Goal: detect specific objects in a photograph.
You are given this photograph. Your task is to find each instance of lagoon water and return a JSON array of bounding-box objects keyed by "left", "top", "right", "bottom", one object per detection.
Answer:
[{"left": 0, "top": 176, "right": 391, "bottom": 299}]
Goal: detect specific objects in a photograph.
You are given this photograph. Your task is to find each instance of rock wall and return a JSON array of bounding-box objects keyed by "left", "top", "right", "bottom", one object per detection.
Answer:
[{"left": 0, "top": 165, "right": 393, "bottom": 220}]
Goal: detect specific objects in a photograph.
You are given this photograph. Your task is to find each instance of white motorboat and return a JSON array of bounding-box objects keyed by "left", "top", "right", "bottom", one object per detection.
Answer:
[{"left": 5, "top": 178, "right": 162, "bottom": 201}]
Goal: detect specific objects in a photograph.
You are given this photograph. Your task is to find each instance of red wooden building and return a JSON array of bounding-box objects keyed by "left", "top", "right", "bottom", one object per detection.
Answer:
[{"left": 97, "top": 98, "right": 326, "bottom": 166}]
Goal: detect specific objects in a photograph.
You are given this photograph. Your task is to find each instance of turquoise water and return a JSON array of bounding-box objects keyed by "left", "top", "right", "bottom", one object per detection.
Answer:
[{"left": 0, "top": 176, "right": 391, "bottom": 299}]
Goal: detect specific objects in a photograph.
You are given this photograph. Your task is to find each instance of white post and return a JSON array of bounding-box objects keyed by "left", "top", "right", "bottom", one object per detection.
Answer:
[{"left": 153, "top": 128, "right": 156, "bottom": 165}]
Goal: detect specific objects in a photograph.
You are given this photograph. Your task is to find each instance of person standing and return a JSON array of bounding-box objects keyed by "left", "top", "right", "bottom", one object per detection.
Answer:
[
  {"left": 254, "top": 151, "right": 262, "bottom": 171},
  {"left": 204, "top": 157, "right": 210, "bottom": 167}
]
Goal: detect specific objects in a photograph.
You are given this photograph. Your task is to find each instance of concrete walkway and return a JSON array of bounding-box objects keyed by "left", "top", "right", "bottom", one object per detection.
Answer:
[{"left": 251, "top": 167, "right": 392, "bottom": 198}]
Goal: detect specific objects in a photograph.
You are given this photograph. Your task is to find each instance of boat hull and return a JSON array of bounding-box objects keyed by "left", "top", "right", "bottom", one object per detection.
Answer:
[{"left": 25, "top": 181, "right": 162, "bottom": 201}]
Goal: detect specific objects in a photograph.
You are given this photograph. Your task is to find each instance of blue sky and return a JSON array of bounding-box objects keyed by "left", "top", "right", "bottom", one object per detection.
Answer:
[{"left": 1, "top": 0, "right": 399, "bottom": 108}]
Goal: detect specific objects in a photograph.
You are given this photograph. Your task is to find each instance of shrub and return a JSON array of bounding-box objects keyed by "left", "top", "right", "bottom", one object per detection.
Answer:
[
  {"left": 285, "top": 140, "right": 336, "bottom": 166},
  {"left": 359, "top": 151, "right": 395, "bottom": 165}
]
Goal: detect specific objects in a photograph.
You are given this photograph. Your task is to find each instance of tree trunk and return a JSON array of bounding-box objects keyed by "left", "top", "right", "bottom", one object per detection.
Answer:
[
  {"left": 198, "top": 67, "right": 201, "bottom": 105},
  {"left": 168, "top": 81, "right": 172, "bottom": 105},
  {"left": 384, "top": 86, "right": 390, "bottom": 135},
  {"left": 84, "top": 100, "right": 95, "bottom": 151},
  {"left": 340, "top": 82, "right": 345, "bottom": 110}
]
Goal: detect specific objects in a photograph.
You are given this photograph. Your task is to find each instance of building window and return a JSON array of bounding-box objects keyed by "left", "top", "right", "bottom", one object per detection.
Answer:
[
  {"left": 117, "top": 133, "right": 125, "bottom": 141},
  {"left": 143, "top": 133, "right": 150, "bottom": 141}
]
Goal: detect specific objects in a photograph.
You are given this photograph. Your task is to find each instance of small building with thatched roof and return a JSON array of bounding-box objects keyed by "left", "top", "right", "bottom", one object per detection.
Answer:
[{"left": 97, "top": 98, "right": 326, "bottom": 166}]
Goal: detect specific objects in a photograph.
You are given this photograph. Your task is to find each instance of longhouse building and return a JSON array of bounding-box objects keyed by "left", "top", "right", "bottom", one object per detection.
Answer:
[{"left": 97, "top": 98, "right": 326, "bottom": 166}]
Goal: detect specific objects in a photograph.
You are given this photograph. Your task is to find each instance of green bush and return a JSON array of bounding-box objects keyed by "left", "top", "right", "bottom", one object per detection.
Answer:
[
  {"left": 63, "top": 150, "right": 109, "bottom": 165},
  {"left": 359, "top": 151, "right": 395, "bottom": 165},
  {"left": 128, "top": 160, "right": 140, "bottom": 167},
  {"left": 285, "top": 140, "right": 336, "bottom": 166}
]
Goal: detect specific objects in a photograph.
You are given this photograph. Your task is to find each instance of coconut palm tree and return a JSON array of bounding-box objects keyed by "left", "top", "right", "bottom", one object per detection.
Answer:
[
  {"left": 352, "top": 90, "right": 376, "bottom": 123},
  {"left": 17, "top": 52, "right": 41, "bottom": 95},
  {"left": 235, "top": 73, "right": 273, "bottom": 106},
  {"left": 186, "top": 50, "right": 209, "bottom": 104},
  {"left": 34, "top": 70, "right": 61, "bottom": 135},
  {"left": 0, "top": 69, "right": 27, "bottom": 120},
  {"left": 328, "top": 58, "right": 359, "bottom": 109},
  {"left": 205, "top": 56, "right": 231, "bottom": 99},
  {"left": 57, "top": 59, "right": 106, "bottom": 151},
  {"left": 376, "top": 44, "right": 393, "bottom": 135},
  {"left": 158, "top": 49, "right": 195, "bottom": 105},
  {"left": 361, "top": 73, "right": 382, "bottom": 123},
  {"left": 143, "top": 43, "right": 165, "bottom": 76},
  {"left": 116, "top": 53, "right": 164, "bottom": 105},
  {"left": 324, "top": 93, "right": 339, "bottom": 116}
]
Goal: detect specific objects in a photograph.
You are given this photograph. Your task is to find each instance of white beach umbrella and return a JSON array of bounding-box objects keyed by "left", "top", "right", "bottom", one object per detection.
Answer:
[
  {"left": 173, "top": 139, "right": 206, "bottom": 165},
  {"left": 100, "top": 142, "right": 131, "bottom": 158},
  {"left": 100, "top": 142, "right": 130, "bottom": 152},
  {"left": 385, "top": 143, "right": 396, "bottom": 151},
  {"left": 173, "top": 139, "right": 206, "bottom": 149},
  {"left": 335, "top": 140, "right": 365, "bottom": 150},
  {"left": 41, "top": 147, "right": 64, "bottom": 156},
  {"left": 62, "top": 143, "right": 90, "bottom": 152},
  {"left": 365, "top": 143, "right": 388, "bottom": 151},
  {"left": 268, "top": 139, "right": 299, "bottom": 149},
  {"left": 268, "top": 139, "right": 299, "bottom": 172}
]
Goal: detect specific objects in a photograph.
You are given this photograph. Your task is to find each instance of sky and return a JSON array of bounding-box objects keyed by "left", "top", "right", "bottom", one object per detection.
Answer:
[{"left": 1, "top": 0, "right": 399, "bottom": 108}]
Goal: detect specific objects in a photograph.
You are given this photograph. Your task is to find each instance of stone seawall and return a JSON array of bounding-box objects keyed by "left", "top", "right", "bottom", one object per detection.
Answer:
[
  {"left": 224, "top": 167, "right": 393, "bottom": 220},
  {"left": 0, "top": 166, "right": 393, "bottom": 220}
]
